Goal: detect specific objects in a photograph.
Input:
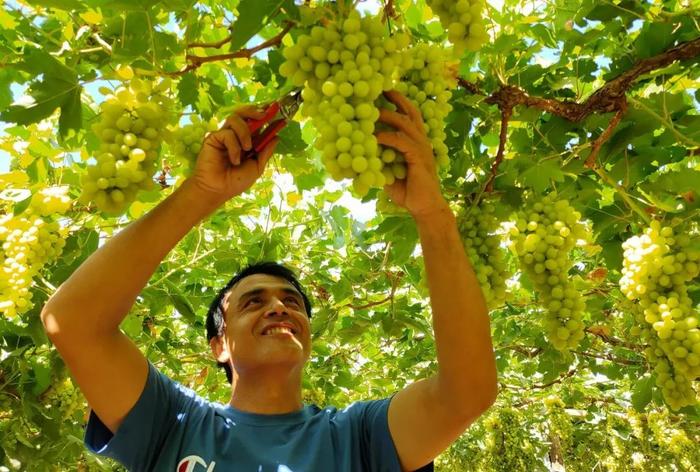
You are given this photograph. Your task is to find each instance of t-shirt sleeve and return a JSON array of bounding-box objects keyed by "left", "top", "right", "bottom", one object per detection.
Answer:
[
  {"left": 358, "top": 394, "right": 434, "bottom": 472},
  {"left": 84, "top": 361, "right": 191, "bottom": 471},
  {"left": 359, "top": 395, "right": 401, "bottom": 471}
]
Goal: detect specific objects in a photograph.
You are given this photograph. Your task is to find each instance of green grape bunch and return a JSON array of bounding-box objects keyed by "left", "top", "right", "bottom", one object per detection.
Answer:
[
  {"left": 393, "top": 43, "right": 455, "bottom": 170},
  {"left": 426, "top": 0, "right": 489, "bottom": 53},
  {"left": 0, "top": 213, "right": 66, "bottom": 318},
  {"left": 27, "top": 186, "right": 72, "bottom": 217},
  {"left": 510, "top": 194, "right": 591, "bottom": 351},
  {"left": 81, "top": 78, "right": 173, "bottom": 214},
  {"left": 170, "top": 115, "right": 220, "bottom": 175},
  {"left": 620, "top": 220, "right": 700, "bottom": 410},
  {"left": 42, "top": 377, "right": 85, "bottom": 421},
  {"left": 456, "top": 199, "right": 509, "bottom": 309},
  {"left": 279, "top": 10, "right": 412, "bottom": 197},
  {"left": 483, "top": 407, "right": 542, "bottom": 471}
]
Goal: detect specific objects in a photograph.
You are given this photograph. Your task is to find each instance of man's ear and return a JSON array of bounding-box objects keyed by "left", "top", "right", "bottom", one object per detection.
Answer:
[{"left": 210, "top": 335, "right": 230, "bottom": 363}]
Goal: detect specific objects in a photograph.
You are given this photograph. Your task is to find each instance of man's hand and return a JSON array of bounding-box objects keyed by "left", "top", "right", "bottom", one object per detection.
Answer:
[
  {"left": 189, "top": 105, "right": 279, "bottom": 205},
  {"left": 375, "top": 90, "right": 449, "bottom": 219}
]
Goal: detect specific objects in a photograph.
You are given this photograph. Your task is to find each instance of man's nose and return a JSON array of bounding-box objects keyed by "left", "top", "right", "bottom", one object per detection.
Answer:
[{"left": 264, "top": 297, "right": 288, "bottom": 316}]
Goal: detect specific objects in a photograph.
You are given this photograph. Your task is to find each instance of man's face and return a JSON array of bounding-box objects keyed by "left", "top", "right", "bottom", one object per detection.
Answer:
[{"left": 212, "top": 273, "right": 312, "bottom": 376}]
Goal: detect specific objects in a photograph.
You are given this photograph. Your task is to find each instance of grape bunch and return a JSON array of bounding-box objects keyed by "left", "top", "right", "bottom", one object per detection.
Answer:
[
  {"left": 620, "top": 220, "right": 700, "bottom": 410},
  {"left": 483, "top": 407, "right": 542, "bottom": 471},
  {"left": 393, "top": 43, "right": 455, "bottom": 169},
  {"left": 81, "top": 79, "right": 172, "bottom": 214},
  {"left": 170, "top": 115, "right": 219, "bottom": 175},
  {"left": 27, "top": 186, "right": 72, "bottom": 216},
  {"left": 426, "top": 0, "right": 489, "bottom": 53},
  {"left": 456, "top": 200, "right": 509, "bottom": 308},
  {"left": 42, "top": 377, "right": 85, "bottom": 421},
  {"left": 0, "top": 213, "right": 66, "bottom": 318},
  {"left": 279, "top": 10, "right": 412, "bottom": 196},
  {"left": 510, "top": 194, "right": 590, "bottom": 351}
]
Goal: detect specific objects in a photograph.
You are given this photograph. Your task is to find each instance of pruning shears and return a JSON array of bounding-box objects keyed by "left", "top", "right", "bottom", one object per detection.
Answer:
[{"left": 244, "top": 91, "right": 302, "bottom": 158}]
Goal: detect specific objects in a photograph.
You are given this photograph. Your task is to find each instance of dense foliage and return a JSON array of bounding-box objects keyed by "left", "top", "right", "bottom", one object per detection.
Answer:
[{"left": 1, "top": 0, "right": 700, "bottom": 470}]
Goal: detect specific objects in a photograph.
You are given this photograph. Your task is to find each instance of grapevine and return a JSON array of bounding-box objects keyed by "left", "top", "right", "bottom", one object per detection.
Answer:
[
  {"left": 620, "top": 220, "right": 700, "bottom": 410},
  {"left": 81, "top": 78, "right": 173, "bottom": 214},
  {"left": 426, "top": 0, "right": 489, "bottom": 53},
  {"left": 456, "top": 199, "right": 509, "bottom": 308},
  {"left": 510, "top": 194, "right": 591, "bottom": 351}
]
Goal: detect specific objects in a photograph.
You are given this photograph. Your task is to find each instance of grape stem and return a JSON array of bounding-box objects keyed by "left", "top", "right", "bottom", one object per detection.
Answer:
[
  {"left": 592, "top": 165, "right": 652, "bottom": 225},
  {"left": 583, "top": 326, "right": 645, "bottom": 350},
  {"left": 346, "top": 271, "right": 400, "bottom": 311},
  {"left": 170, "top": 21, "right": 295, "bottom": 77}
]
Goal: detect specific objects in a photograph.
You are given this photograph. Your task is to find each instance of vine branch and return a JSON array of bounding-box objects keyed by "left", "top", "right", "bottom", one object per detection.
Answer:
[
  {"left": 573, "top": 349, "right": 643, "bottom": 366},
  {"left": 170, "top": 22, "right": 294, "bottom": 77},
  {"left": 584, "top": 326, "right": 645, "bottom": 351},
  {"left": 484, "top": 105, "right": 512, "bottom": 192},
  {"left": 462, "top": 36, "right": 700, "bottom": 180}
]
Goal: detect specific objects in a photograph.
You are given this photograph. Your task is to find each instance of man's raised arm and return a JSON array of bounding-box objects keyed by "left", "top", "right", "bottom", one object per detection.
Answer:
[
  {"left": 376, "top": 91, "right": 497, "bottom": 471},
  {"left": 40, "top": 106, "right": 278, "bottom": 433}
]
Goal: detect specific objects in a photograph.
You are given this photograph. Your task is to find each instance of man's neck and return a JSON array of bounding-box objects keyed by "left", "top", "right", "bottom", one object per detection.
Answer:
[{"left": 228, "top": 367, "right": 304, "bottom": 414}]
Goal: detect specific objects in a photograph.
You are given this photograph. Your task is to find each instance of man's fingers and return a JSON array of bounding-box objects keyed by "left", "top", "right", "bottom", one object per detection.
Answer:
[
  {"left": 377, "top": 109, "right": 423, "bottom": 141},
  {"left": 235, "top": 104, "right": 267, "bottom": 120},
  {"left": 384, "top": 90, "right": 423, "bottom": 125},
  {"left": 224, "top": 113, "right": 252, "bottom": 151},
  {"left": 207, "top": 128, "right": 241, "bottom": 166},
  {"left": 376, "top": 131, "right": 413, "bottom": 156}
]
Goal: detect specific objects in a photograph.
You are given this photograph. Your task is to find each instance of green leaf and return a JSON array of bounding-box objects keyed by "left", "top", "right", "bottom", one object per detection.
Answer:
[
  {"left": 229, "top": 0, "right": 285, "bottom": 51},
  {"left": 631, "top": 376, "right": 654, "bottom": 412},
  {"left": 276, "top": 121, "right": 307, "bottom": 155},
  {"left": 518, "top": 158, "right": 566, "bottom": 192},
  {"left": 177, "top": 72, "right": 199, "bottom": 107},
  {"left": 165, "top": 281, "right": 198, "bottom": 324},
  {"left": 634, "top": 22, "right": 675, "bottom": 59},
  {"left": 0, "top": 48, "right": 81, "bottom": 135}
]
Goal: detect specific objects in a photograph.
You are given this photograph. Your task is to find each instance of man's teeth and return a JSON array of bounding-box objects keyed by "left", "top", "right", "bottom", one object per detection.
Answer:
[{"left": 265, "top": 327, "right": 293, "bottom": 335}]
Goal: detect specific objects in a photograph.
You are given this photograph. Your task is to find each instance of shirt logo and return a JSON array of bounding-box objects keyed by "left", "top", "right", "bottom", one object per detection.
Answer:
[{"left": 177, "top": 455, "right": 216, "bottom": 472}]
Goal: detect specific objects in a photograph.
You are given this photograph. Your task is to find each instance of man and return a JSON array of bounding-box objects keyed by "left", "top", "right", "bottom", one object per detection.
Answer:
[{"left": 40, "top": 91, "right": 498, "bottom": 471}]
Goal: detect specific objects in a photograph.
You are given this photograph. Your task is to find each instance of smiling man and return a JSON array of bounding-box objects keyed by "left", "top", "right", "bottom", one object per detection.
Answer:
[{"left": 40, "top": 92, "right": 498, "bottom": 471}]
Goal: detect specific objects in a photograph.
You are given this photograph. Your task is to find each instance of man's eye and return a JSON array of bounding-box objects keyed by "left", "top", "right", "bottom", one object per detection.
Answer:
[
  {"left": 285, "top": 297, "right": 300, "bottom": 306},
  {"left": 245, "top": 297, "right": 262, "bottom": 307}
]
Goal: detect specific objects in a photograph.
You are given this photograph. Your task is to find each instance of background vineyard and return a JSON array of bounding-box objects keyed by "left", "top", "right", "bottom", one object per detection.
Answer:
[{"left": 1, "top": 0, "right": 700, "bottom": 470}]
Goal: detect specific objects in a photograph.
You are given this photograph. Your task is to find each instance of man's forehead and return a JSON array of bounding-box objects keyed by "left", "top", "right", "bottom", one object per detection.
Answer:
[{"left": 228, "top": 273, "right": 300, "bottom": 298}]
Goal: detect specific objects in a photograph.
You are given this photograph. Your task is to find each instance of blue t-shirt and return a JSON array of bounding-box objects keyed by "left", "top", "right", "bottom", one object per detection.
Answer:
[{"left": 85, "top": 362, "right": 427, "bottom": 472}]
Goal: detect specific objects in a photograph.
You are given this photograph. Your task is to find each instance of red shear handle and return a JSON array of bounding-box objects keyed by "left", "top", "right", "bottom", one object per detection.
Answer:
[
  {"left": 253, "top": 119, "right": 286, "bottom": 153},
  {"left": 246, "top": 102, "right": 280, "bottom": 134}
]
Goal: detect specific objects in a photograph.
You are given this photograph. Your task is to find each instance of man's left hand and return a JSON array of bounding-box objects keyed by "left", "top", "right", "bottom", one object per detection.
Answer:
[{"left": 375, "top": 90, "right": 450, "bottom": 220}]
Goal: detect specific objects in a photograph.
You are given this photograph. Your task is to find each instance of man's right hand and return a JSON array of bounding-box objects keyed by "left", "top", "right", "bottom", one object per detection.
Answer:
[{"left": 189, "top": 105, "right": 279, "bottom": 204}]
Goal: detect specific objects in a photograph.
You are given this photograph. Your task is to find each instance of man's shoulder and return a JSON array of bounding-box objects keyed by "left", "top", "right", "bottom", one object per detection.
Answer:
[{"left": 314, "top": 395, "right": 395, "bottom": 420}]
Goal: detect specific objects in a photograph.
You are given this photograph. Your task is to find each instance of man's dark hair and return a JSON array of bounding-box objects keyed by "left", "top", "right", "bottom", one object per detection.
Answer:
[{"left": 205, "top": 261, "right": 312, "bottom": 384}]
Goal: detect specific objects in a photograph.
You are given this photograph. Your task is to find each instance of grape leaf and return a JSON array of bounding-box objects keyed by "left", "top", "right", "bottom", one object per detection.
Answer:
[
  {"left": 634, "top": 22, "right": 675, "bottom": 59},
  {"left": 0, "top": 48, "right": 81, "bottom": 136},
  {"left": 229, "top": 0, "right": 285, "bottom": 51},
  {"left": 631, "top": 376, "right": 654, "bottom": 412},
  {"left": 177, "top": 72, "right": 199, "bottom": 108},
  {"left": 518, "top": 158, "right": 567, "bottom": 192},
  {"left": 276, "top": 121, "right": 307, "bottom": 154}
]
